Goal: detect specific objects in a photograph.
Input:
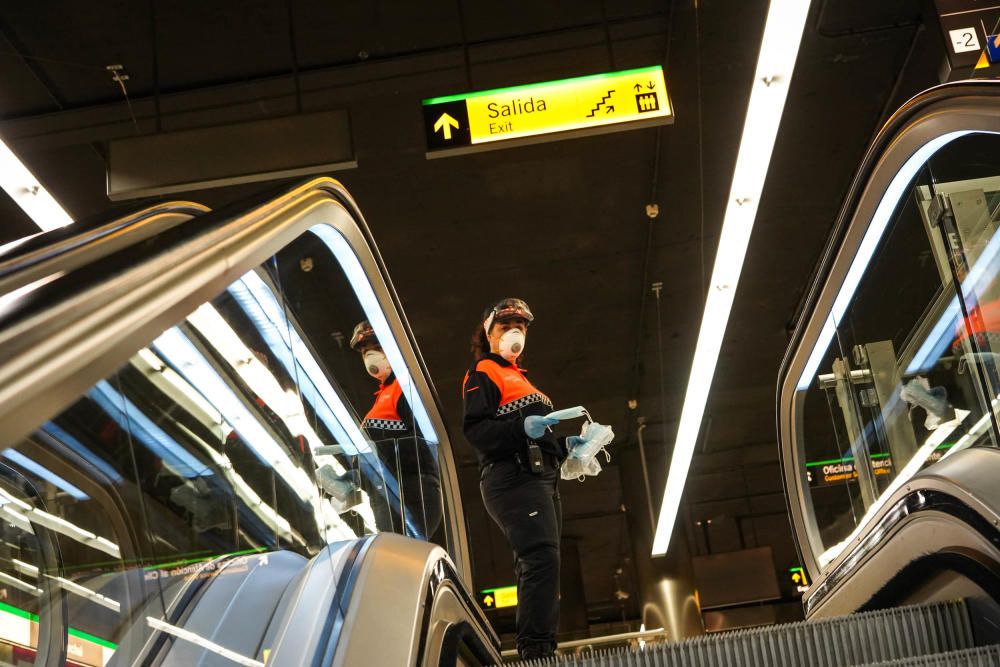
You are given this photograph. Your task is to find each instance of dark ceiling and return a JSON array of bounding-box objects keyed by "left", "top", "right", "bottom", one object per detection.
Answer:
[{"left": 0, "top": 0, "right": 940, "bottom": 640}]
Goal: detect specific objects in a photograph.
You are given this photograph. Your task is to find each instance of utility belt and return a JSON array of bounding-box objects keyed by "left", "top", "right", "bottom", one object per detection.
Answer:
[{"left": 481, "top": 445, "right": 560, "bottom": 478}]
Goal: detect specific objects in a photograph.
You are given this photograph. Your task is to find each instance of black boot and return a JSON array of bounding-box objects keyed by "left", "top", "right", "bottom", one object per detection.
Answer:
[{"left": 517, "top": 642, "right": 555, "bottom": 661}]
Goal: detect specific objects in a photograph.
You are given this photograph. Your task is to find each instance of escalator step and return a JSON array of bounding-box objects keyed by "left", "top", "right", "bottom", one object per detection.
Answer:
[
  {"left": 857, "top": 644, "right": 1000, "bottom": 666},
  {"left": 502, "top": 600, "right": 975, "bottom": 667}
]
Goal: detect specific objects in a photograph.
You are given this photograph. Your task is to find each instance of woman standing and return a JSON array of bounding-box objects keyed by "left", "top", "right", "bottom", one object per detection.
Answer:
[{"left": 462, "top": 298, "right": 584, "bottom": 660}]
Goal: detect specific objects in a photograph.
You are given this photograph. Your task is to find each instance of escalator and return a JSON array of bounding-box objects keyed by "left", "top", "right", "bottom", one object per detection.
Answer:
[{"left": 0, "top": 178, "right": 498, "bottom": 665}]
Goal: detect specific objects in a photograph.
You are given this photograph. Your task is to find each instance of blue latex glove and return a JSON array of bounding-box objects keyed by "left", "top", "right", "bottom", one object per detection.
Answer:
[{"left": 524, "top": 415, "right": 559, "bottom": 439}]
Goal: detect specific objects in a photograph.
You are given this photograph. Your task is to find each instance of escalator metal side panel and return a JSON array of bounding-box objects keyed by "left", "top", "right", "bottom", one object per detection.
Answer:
[
  {"left": 156, "top": 551, "right": 308, "bottom": 666},
  {"left": 328, "top": 532, "right": 500, "bottom": 667},
  {"left": 805, "top": 448, "right": 1000, "bottom": 618},
  {"left": 420, "top": 580, "right": 500, "bottom": 667},
  {"left": 262, "top": 538, "right": 373, "bottom": 666}
]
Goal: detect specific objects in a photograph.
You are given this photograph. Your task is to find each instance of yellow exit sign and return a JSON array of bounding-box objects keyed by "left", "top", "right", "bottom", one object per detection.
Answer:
[
  {"left": 422, "top": 65, "right": 672, "bottom": 156},
  {"left": 481, "top": 585, "right": 518, "bottom": 609}
]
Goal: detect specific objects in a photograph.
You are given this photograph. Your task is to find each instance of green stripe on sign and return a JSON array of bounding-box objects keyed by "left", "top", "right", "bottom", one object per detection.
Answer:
[
  {"left": 480, "top": 585, "right": 517, "bottom": 594},
  {"left": 68, "top": 627, "right": 117, "bottom": 650},
  {"left": 0, "top": 601, "right": 117, "bottom": 650},
  {"left": 422, "top": 66, "right": 664, "bottom": 105},
  {"left": 0, "top": 601, "right": 37, "bottom": 622},
  {"left": 805, "top": 456, "right": 854, "bottom": 468}
]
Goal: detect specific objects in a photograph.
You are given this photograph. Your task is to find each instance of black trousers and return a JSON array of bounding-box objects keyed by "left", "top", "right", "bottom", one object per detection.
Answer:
[{"left": 480, "top": 459, "right": 561, "bottom": 655}]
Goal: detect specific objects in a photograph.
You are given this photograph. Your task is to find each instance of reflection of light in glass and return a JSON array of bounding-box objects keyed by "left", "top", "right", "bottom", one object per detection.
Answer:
[
  {"left": 1, "top": 450, "right": 89, "bottom": 501},
  {"left": 136, "top": 347, "right": 225, "bottom": 431},
  {"left": 16, "top": 557, "right": 121, "bottom": 613},
  {"left": 130, "top": 349, "right": 305, "bottom": 543},
  {"left": 0, "top": 494, "right": 120, "bottom": 558},
  {"left": 308, "top": 226, "right": 439, "bottom": 444},
  {"left": 227, "top": 274, "right": 412, "bottom": 534},
  {"left": 796, "top": 131, "right": 974, "bottom": 391},
  {"left": 0, "top": 273, "right": 63, "bottom": 319},
  {"left": 228, "top": 273, "right": 367, "bottom": 454},
  {"left": 0, "top": 570, "right": 41, "bottom": 596},
  {"left": 905, "top": 300, "right": 961, "bottom": 375},
  {"left": 146, "top": 616, "right": 264, "bottom": 667},
  {"left": 152, "top": 327, "right": 316, "bottom": 504},
  {"left": 907, "top": 221, "right": 1000, "bottom": 374},
  {"left": 187, "top": 304, "right": 330, "bottom": 453},
  {"left": 36, "top": 423, "right": 122, "bottom": 483},
  {"left": 817, "top": 409, "right": 969, "bottom": 568},
  {"left": 185, "top": 302, "right": 379, "bottom": 536},
  {"left": 89, "top": 380, "right": 210, "bottom": 479}
]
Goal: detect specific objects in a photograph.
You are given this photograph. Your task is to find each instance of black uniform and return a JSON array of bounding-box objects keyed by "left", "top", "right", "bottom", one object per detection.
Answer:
[{"left": 463, "top": 352, "right": 566, "bottom": 658}]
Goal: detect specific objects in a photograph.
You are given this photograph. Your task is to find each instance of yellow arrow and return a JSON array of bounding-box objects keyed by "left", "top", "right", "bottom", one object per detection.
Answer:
[
  {"left": 484, "top": 594, "right": 494, "bottom": 607},
  {"left": 434, "top": 113, "right": 460, "bottom": 140}
]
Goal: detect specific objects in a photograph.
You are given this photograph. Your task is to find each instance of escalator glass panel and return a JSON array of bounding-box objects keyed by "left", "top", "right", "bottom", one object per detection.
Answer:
[
  {"left": 797, "top": 134, "right": 1000, "bottom": 569},
  {"left": 0, "top": 222, "right": 447, "bottom": 665}
]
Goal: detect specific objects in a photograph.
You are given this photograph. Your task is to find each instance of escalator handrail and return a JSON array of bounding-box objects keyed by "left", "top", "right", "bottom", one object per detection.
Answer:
[
  {"left": 776, "top": 80, "right": 1000, "bottom": 583},
  {"left": 0, "top": 201, "right": 208, "bottom": 286},
  {"left": 0, "top": 176, "right": 472, "bottom": 588}
]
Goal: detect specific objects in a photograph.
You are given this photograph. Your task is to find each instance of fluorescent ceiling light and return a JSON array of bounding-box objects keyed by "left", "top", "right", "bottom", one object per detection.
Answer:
[
  {"left": 651, "top": 0, "right": 811, "bottom": 556},
  {"left": 0, "top": 137, "right": 72, "bottom": 231}
]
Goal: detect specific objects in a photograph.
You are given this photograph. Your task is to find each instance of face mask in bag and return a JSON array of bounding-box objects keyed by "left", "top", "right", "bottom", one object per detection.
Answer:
[
  {"left": 363, "top": 350, "right": 391, "bottom": 381},
  {"left": 498, "top": 329, "right": 526, "bottom": 362}
]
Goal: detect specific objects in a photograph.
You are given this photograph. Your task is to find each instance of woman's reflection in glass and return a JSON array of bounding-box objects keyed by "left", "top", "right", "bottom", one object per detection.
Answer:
[{"left": 349, "top": 320, "right": 441, "bottom": 539}]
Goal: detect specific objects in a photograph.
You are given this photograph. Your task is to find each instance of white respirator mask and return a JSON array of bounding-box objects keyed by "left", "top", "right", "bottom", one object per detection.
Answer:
[
  {"left": 498, "top": 329, "right": 526, "bottom": 363},
  {"left": 363, "top": 350, "right": 391, "bottom": 382}
]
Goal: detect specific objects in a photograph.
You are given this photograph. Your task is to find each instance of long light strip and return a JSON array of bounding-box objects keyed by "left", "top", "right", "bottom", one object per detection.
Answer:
[
  {"left": 131, "top": 349, "right": 303, "bottom": 543},
  {"left": 651, "top": 0, "right": 811, "bottom": 556},
  {"left": 0, "top": 137, "right": 72, "bottom": 231},
  {"left": 229, "top": 273, "right": 366, "bottom": 454},
  {"left": 20, "top": 566, "right": 118, "bottom": 610}
]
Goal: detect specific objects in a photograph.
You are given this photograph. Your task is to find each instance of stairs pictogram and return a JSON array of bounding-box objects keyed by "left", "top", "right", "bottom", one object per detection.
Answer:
[{"left": 586, "top": 90, "right": 616, "bottom": 117}]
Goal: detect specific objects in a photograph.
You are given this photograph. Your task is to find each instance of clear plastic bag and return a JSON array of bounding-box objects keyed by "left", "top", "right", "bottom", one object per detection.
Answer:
[{"left": 561, "top": 420, "right": 614, "bottom": 481}]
